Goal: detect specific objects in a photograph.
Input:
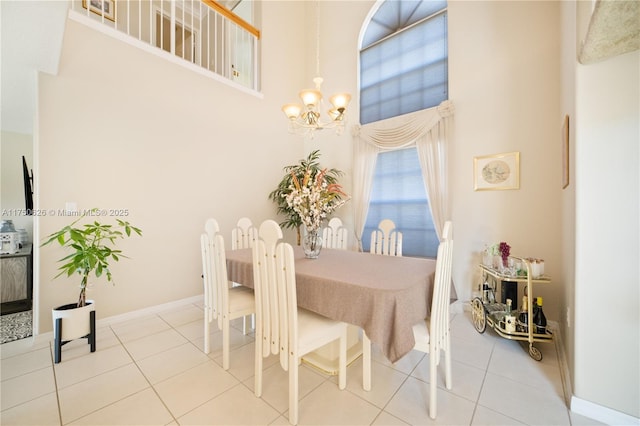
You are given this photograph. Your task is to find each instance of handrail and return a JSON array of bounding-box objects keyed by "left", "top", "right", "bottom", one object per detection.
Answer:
[{"left": 201, "top": 0, "right": 261, "bottom": 39}]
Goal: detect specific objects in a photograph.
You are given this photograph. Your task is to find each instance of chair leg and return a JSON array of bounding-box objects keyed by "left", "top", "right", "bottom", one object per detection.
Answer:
[
  {"left": 254, "top": 334, "right": 263, "bottom": 397},
  {"left": 338, "top": 329, "right": 346, "bottom": 390},
  {"left": 289, "top": 354, "right": 299, "bottom": 425},
  {"left": 429, "top": 352, "right": 437, "bottom": 419},
  {"left": 242, "top": 315, "right": 248, "bottom": 335},
  {"left": 444, "top": 338, "right": 452, "bottom": 390},
  {"left": 222, "top": 316, "right": 230, "bottom": 370},
  {"left": 362, "top": 331, "right": 371, "bottom": 391},
  {"left": 203, "top": 316, "right": 210, "bottom": 354}
]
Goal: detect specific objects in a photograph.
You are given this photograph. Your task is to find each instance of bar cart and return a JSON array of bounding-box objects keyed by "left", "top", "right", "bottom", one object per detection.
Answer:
[{"left": 470, "top": 256, "right": 553, "bottom": 361}]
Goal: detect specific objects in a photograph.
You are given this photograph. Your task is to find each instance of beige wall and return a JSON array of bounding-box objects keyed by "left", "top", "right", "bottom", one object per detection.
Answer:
[
  {"left": 447, "top": 0, "right": 563, "bottom": 317},
  {"left": 37, "top": 1, "right": 311, "bottom": 331},
  {"left": 574, "top": 48, "right": 639, "bottom": 418}
]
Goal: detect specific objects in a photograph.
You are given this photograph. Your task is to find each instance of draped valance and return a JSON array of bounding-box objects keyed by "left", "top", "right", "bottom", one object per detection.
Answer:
[{"left": 351, "top": 100, "right": 455, "bottom": 250}]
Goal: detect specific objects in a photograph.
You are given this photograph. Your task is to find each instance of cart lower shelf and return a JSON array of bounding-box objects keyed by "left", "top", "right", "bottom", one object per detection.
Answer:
[{"left": 471, "top": 297, "right": 553, "bottom": 361}]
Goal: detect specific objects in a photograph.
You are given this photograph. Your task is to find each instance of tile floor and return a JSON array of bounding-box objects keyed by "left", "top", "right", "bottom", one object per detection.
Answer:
[{"left": 1, "top": 301, "right": 603, "bottom": 425}]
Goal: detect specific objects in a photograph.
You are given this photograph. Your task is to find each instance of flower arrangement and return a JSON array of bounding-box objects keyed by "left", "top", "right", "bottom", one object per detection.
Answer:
[
  {"left": 269, "top": 150, "right": 345, "bottom": 245},
  {"left": 284, "top": 169, "right": 349, "bottom": 234}
]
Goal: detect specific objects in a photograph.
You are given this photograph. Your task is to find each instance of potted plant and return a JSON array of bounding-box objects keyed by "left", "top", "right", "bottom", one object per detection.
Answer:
[
  {"left": 42, "top": 209, "right": 141, "bottom": 362},
  {"left": 268, "top": 150, "right": 346, "bottom": 245}
]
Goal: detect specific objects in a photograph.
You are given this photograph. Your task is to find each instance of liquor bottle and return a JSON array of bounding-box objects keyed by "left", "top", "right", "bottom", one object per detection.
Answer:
[
  {"left": 517, "top": 295, "right": 528, "bottom": 332},
  {"left": 533, "top": 297, "right": 547, "bottom": 334},
  {"left": 504, "top": 298, "right": 516, "bottom": 333}
]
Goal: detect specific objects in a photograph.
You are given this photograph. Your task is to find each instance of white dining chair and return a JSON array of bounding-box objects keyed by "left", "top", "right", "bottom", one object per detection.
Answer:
[
  {"left": 370, "top": 218, "right": 402, "bottom": 256},
  {"left": 200, "top": 219, "right": 255, "bottom": 370},
  {"left": 363, "top": 221, "right": 454, "bottom": 418},
  {"left": 322, "top": 217, "right": 348, "bottom": 250},
  {"left": 363, "top": 218, "right": 404, "bottom": 390},
  {"left": 231, "top": 217, "right": 258, "bottom": 250},
  {"left": 231, "top": 217, "right": 258, "bottom": 333},
  {"left": 253, "top": 219, "right": 347, "bottom": 425}
]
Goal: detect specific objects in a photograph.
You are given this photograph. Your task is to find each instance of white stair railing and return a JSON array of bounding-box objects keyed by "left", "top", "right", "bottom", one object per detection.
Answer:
[{"left": 71, "top": 0, "right": 260, "bottom": 91}]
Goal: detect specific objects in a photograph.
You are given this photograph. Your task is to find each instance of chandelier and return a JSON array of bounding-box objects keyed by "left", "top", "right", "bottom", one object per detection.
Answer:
[{"left": 281, "top": 2, "right": 351, "bottom": 138}]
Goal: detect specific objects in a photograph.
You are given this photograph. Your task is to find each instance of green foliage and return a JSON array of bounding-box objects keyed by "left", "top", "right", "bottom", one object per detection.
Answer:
[
  {"left": 42, "top": 209, "right": 142, "bottom": 307},
  {"left": 268, "top": 150, "right": 343, "bottom": 243}
]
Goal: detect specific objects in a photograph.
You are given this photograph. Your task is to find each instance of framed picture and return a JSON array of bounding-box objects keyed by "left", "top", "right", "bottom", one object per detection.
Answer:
[
  {"left": 562, "top": 114, "right": 570, "bottom": 189},
  {"left": 474, "top": 151, "right": 520, "bottom": 191},
  {"left": 82, "top": 0, "right": 116, "bottom": 22}
]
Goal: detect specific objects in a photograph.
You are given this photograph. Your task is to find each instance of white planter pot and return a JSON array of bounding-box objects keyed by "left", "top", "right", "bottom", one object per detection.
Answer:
[{"left": 52, "top": 299, "right": 96, "bottom": 363}]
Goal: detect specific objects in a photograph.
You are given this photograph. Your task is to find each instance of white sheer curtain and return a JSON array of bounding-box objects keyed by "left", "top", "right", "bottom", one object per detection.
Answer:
[{"left": 351, "top": 100, "right": 454, "bottom": 250}]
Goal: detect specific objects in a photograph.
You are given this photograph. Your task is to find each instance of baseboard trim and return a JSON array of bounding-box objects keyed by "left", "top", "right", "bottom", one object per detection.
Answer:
[
  {"left": 552, "top": 321, "right": 639, "bottom": 425},
  {"left": 95, "top": 295, "right": 203, "bottom": 327},
  {"left": 570, "top": 396, "right": 640, "bottom": 425},
  {"left": 33, "top": 295, "right": 203, "bottom": 343}
]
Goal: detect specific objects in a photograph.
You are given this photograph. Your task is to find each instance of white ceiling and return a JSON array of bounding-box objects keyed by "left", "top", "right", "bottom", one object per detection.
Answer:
[{"left": 1, "top": 0, "right": 68, "bottom": 135}]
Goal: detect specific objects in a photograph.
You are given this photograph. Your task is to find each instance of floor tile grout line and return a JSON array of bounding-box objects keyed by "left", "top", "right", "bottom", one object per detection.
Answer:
[
  {"left": 468, "top": 337, "right": 496, "bottom": 425},
  {"left": 111, "top": 316, "right": 181, "bottom": 425},
  {"left": 46, "top": 340, "right": 64, "bottom": 426},
  {"left": 364, "top": 353, "right": 421, "bottom": 425}
]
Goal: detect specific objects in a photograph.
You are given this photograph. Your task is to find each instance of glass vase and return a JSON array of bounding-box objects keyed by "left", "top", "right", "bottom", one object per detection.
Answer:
[{"left": 303, "top": 229, "right": 323, "bottom": 259}]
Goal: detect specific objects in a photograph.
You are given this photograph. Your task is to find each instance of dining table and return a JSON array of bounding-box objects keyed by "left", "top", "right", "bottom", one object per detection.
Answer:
[{"left": 226, "top": 245, "right": 453, "bottom": 364}]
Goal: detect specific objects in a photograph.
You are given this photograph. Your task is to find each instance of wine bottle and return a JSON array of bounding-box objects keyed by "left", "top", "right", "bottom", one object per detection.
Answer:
[
  {"left": 517, "top": 295, "right": 528, "bottom": 332},
  {"left": 533, "top": 297, "right": 547, "bottom": 334}
]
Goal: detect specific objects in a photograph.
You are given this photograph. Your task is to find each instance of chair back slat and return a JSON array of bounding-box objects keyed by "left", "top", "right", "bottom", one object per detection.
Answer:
[
  {"left": 430, "top": 221, "right": 454, "bottom": 356},
  {"left": 200, "top": 234, "right": 215, "bottom": 324},
  {"left": 253, "top": 220, "right": 283, "bottom": 358},
  {"left": 275, "top": 242, "right": 298, "bottom": 371},
  {"left": 322, "top": 217, "right": 348, "bottom": 250},
  {"left": 203, "top": 218, "right": 224, "bottom": 328},
  {"left": 232, "top": 217, "right": 258, "bottom": 249},
  {"left": 370, "top": 219, "right": 402, "bottom": 256},
  {"left": 205, "top": 217, "right": 220, "bottom": 238},
  {"left": 213, "top": 233, "right": 231, "bottom": 324}
]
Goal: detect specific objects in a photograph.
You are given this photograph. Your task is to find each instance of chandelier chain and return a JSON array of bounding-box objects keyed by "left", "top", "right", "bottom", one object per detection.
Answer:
[{"left": 315, "top": 0, "right": 320, "bottom": 77}]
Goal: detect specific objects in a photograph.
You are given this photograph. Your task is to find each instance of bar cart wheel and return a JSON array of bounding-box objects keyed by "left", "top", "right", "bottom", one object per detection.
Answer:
[
  {"left": 528, "top": 344, "right": 543, "bottom": 361},
  {"left": 471, "top": 297, "right": 487, "bottom": 333}
]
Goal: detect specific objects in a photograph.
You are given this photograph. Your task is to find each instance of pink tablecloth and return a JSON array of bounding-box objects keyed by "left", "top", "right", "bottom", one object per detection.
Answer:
[{"left": 226, "top": 246, "right": 445, "bottom": 363}]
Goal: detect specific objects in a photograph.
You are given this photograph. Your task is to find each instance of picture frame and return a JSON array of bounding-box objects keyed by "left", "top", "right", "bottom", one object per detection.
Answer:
[
  {"left": 562, "top": 114, "right": 570, "bottom": 189},
  {"left": 474, "top": 151, "right": 520, "bottom": 191},
  {"left": 82, "top": 0, "right": 116, "bottom": 22}
]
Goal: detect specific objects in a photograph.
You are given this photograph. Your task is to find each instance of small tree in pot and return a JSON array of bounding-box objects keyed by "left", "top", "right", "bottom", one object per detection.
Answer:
[{"left": 42, "top": 209, "right": 141, "bottom": 362}]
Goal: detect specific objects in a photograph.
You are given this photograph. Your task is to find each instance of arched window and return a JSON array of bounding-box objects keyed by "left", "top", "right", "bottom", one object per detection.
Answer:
[
  {"left": 359, "top": 0, "right": 448, "bottom": 258},
  {"left": 360, "top": 0, "right": 448, "bottom": 125}
]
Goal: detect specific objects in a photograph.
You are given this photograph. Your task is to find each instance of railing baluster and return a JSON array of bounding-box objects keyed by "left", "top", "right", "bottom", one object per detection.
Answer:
[
  {"left": 149, "top": 0, "right": 152, "bottom": 50},
  {"left": 73, "top": 0, "right": 258, "bottom": 91},
  {"left": 138, "top": 0, "right": 141, "bottom": 40}
]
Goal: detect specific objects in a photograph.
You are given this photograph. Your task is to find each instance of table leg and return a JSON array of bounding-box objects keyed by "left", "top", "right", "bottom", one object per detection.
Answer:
[{"left": 301, "top": 324, "right": 362, "bottom": 375}]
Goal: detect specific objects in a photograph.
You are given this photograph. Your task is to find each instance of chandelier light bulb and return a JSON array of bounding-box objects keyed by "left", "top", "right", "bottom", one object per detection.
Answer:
[
  {"left": 282, "top": 104, "right": 302, "bottom": 120},
  {"left": 330, "top": 93, "right": 351, "bottom": 110},
  {"left": 299, "top": 89, "right": 322, "bottom": 108}
]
